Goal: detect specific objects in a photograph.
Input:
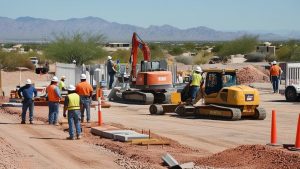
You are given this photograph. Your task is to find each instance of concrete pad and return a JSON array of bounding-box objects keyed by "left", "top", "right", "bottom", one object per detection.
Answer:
[{"left": 114, "top": 133, "right": 149, "bottom": 142}]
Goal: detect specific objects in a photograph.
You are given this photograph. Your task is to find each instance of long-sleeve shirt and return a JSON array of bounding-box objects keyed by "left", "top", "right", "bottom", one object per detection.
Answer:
[{"left": 18, "top": 84, "right": 37, "bottom": 100}]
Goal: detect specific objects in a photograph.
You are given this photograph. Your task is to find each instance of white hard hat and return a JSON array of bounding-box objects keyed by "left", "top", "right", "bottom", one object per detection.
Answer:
[
  {"left": 26, "top": 79, "right": 32, "bottom": 84},
  {"left": 80, "top": 74, "right": 87, "bottom": 79},
  {"left": 107, "top": 56, "right": 112, "bottom": 60},
  {"left": 272, "top": 61, "right": 277, "bottom": 65},
  {"left": 194, "top": 66, "right": 202, "bottom": 72},
  {"left": 61, "top": 76, "right": 66, "bottom": 79},
  {"left": 51, "top": 76, "right": 59, "bottom": 82},
  {"left": 67, "top": 85, "right": 76, "bottom": 91}
]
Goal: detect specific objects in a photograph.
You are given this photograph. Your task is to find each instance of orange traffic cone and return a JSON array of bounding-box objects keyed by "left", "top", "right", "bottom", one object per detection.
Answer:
[
  {"left": 267, "top": 110, "right": 280, "bottom": 146},
  {"left": 289, "top": 114, "right": 300, "bottom": 151},
  {"left": 97, "top": 88, "right": 103, "bottom": 126}
]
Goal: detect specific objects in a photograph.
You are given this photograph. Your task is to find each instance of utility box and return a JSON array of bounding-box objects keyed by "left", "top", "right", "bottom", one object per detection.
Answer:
[{"left": 281, "top": 62, "right": 300, "bottom": 101}]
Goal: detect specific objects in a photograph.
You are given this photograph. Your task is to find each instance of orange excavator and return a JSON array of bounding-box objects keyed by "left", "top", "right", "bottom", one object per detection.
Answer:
[{"left": 110, "top": 32, "right": 173, "bottom": 104}]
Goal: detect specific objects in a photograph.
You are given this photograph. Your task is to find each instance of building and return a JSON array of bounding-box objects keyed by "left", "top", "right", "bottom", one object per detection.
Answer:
[
  {"left": 256, "top": 42, "right": 276, "bottom": 56},
  {"left": 103, "top": 43, "right": 131, "bottom": 52}
]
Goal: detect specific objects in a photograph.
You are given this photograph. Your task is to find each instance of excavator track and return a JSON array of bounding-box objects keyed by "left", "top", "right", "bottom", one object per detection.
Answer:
[
  {"left": 122, "top": 91, "right": 154, "bottom": 105},
  {"left": 253, "top": 107, "right": 266, "bottom": 120},
  {"left": 194, "top": 104, "right": 242, "bottom": 120}
]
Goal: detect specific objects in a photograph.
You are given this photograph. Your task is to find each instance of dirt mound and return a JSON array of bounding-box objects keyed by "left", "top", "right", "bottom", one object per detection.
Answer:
[
  {"left": 196, "top": 144, "right": 300, "bottom": 169},
  {"left": 237, "top": 65, "right": 270, "bottom": 84}
]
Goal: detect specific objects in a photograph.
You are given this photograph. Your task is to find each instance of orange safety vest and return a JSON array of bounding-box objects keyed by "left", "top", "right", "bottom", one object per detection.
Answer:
[
  {"left": 270, "top": 65, "right": 281, "bottom": 76},
  {"left": 47, "top": 85, "right": 60, "bottom": 102},
  {"left": 76, "top": 81, "right": 93, "bottom": 96}
]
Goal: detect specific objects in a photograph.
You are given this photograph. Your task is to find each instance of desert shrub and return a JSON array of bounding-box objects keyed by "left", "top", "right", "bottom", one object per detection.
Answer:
[
  {"left": 217, "top": 35, "right": 259, "bottom": 61},
  {"left": 193, "top": 51, "right": 212, "bottom": 64},
  {"left": 45, "top": 32, "right": 107, "bottom": 65},
  {"left": 0, "top": 51, "right": 35, "bottom": 71},
  {"left": 245, "top": 52, "right": 266, "bottom": 62},
  {"left": 175, "top": 55, "right": 193, "bottom": 65},
  {"left": 169, "top": 46, "right": 184, "bottom": 56}
]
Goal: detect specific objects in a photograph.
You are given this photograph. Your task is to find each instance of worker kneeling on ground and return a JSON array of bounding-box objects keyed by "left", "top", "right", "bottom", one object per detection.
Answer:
[
  {"left": 189, "top": 66, "right": 203, "bottom": 103},
  {"left": 63, "top": 85, "right": 82, "bottom": 140}
]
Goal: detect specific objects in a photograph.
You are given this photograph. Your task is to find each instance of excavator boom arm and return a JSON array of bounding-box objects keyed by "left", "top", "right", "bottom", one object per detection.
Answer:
[{"left": 130, "top": 32, "right": 151, "bottom": 79}]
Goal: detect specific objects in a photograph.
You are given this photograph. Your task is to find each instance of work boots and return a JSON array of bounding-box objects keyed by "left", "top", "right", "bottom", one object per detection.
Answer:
[{"left": 21, "top": 121, "right": 26, "bottom": 124}]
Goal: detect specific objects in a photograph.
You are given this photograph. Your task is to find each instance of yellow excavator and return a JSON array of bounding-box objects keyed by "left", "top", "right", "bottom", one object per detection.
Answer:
[{"left": 149, "top": 69, "right": 266, "bottom": 120}]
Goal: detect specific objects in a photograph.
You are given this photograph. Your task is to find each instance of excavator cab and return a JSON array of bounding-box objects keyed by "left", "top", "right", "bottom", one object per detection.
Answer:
[{"left": 140, "top": 60, "right": 167, "bottom": 72}]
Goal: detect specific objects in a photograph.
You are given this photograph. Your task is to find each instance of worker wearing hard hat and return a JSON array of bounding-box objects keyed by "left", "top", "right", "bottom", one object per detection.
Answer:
[
  {"left": 189, "top": 66, "right": 203, "bottom": 103},
  {"left": 270, "top": 61, "right": 283, "bottom": 93},
  {"left": 76, "top": 74, "right": 93, "bottom": 123},
  {"left": 58, "top": 76, "right": 66, "bottom": 91},
  {"left": 107, "top": 56, "right": 117, "bottom": 89},
  {"left": 46, "top": 76, "right": 62, "bottom": 125},
  {"left": 63, "top": 85, "right": 82, "bottom": 140},
  {"left": 18, "top": 79, "right": 37, "bottom": 124}
]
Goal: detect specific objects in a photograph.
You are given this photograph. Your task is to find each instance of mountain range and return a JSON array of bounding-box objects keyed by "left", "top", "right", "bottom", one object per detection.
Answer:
[{"left": 0, "top": 16, "right": 299, "bottom": 42}]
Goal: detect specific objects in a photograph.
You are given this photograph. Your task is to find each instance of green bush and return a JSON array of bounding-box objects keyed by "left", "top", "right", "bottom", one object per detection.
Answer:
[
  {"left": 45, "top": 32, "right": 107, "bottom": 65},
  {"left": 217, "top": 35, "right": 259, "bottom": 61},
  {"left": 0, "top": 51, "right": 35, "bottom": 71},
  {"left": 169, "top": 46, "right": 184, "bottom": 56}
]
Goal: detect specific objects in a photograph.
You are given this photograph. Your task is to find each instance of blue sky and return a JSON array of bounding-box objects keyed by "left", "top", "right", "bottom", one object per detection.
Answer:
[{"left": 1, "top": 0, "right": 299, "bottom": 31}]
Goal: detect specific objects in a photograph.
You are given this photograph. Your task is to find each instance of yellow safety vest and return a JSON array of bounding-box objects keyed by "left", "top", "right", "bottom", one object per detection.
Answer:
[
  {"left": 67, "top": 93, "right": 80, "bottom": 110},
  {"left": 190, "top": 72, "right": 202, "bottom": 87},
  {"left": 58, "top": 81, "right": 65, "bottom": 91}
]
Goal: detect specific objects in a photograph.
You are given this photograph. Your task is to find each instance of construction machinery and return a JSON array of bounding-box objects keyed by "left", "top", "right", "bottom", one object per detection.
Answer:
[
  {"left": 109, "top": 32, "right": 173, "bottom": 104},
  {"left": 149, "top": 69, "right": 266, "bottom": 120}
]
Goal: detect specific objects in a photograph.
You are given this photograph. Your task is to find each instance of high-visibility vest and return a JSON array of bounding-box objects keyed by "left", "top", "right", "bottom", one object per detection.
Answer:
[
  {"left": 58, "top": 81, "right": 65, "bottom": 91},
  {"left": 270, "top": 65, "right": 281, "bottom": 76},
  {"left": 190, "top": 72, "right": 202, "bottom": 87},
  {"left": 47, "top": 85, "right": 60, "bottom": 102},
  {"left": 67, "top": 93, "right": 80, "bottom": 110}
]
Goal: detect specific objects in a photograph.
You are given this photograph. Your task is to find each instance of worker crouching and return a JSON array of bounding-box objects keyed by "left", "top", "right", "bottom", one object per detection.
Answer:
[{"left": 63, "top": 85, "right": 82, "bottom": 140}]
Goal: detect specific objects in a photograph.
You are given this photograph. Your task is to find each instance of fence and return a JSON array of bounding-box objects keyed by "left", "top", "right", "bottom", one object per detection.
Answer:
[{"left": 55, "top": 62, "right": 179, "bottom": 87}]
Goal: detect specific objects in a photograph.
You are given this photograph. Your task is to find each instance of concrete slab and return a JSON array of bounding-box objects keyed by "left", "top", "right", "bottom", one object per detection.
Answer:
[
  {"left": 91, "top": 125, "right": 120, "bottom": 137},
  {"left": 114, "top": 133, "right": 149, "bottom": 142}
]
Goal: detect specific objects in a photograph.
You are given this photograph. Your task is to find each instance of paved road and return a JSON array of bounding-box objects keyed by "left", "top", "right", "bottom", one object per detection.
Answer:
[
  {"left": 0, "top": 111, "right": 122, "bottom": 169},
  {"left": 94, "top": 88, "right": 300, "bottom": 154}
]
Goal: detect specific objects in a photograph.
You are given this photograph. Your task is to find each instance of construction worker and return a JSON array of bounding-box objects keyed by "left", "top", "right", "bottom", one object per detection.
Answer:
[
  {"left": 58, "top": 76, "right": 66, "bottom": 91},
  {"left": 189, "top": 66, "right": 203, "bottom": 103},
  {"left": 76, "top": 74, "right": 93, "bottom": 123},
  {"left": 63, "top": 85, "right": 82, "bottom": 140},
  {"left": 18, "top": 79, "right": 37, "bottom": 124},
  {"left": 107, "top": 56, "right": 117, "bottom": 89},
  {"left": 270, "top": 61, "right": 282, "bottom": 93},
  {"left": 46, "top": 76, "right": 62, "bottom": 125}
]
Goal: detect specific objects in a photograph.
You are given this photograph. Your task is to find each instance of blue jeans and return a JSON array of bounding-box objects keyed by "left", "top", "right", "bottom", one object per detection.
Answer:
[
  {"left": 48, "top": 102, "right": 59, "bottom": 124},
  {"left": 68, "top": 110, "right": 81, "bottom": 138},
  {"left": 21, "top": 99, "right": 34, "bottom": 122},
  {"left": 271, "top": 76, "right": 279, "bottom": 93},
  {"left": 189, "top": 86, "right": 200, "bottom": 102},
  {"left": 109, "top": 73, "right": 115, "bottom": 89},
  {"left": 80, "top": 96, "right": 91, "bottom": 122}
]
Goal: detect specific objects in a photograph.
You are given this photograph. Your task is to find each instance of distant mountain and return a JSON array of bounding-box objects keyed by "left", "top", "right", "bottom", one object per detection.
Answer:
[{"left": 0, "top": 16, "right": 297, "bottom": 42}]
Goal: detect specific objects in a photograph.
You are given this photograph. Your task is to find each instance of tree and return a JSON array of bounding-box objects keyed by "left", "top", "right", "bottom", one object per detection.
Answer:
[
  {"left": 45, "top": 32, "right": 107, "bottom": 65},
  {"left": 217, "top": 35, "right": 259, "bottom": 61}
]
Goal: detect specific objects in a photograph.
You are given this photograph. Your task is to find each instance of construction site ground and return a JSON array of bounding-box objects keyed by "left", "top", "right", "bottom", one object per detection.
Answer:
[{"left": 1, "top": 84, "right": 300, "bottom": 169}]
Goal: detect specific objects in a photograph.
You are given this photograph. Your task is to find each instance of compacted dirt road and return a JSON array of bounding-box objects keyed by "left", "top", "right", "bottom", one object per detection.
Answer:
[
  {"left": 0, "top": 111, "right": 122, "bottom": 169},
  {"left": 97, "top": 88, "right": 300, "bottom": 154}
]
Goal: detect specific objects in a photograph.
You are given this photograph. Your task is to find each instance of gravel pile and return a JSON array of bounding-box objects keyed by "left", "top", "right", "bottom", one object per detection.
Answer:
[
  {"left": 196, "top": 144, "right": 300, "bottom": 169},
  {"left": 237, "top": 65, "right": 270, "bottom": 84}
]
